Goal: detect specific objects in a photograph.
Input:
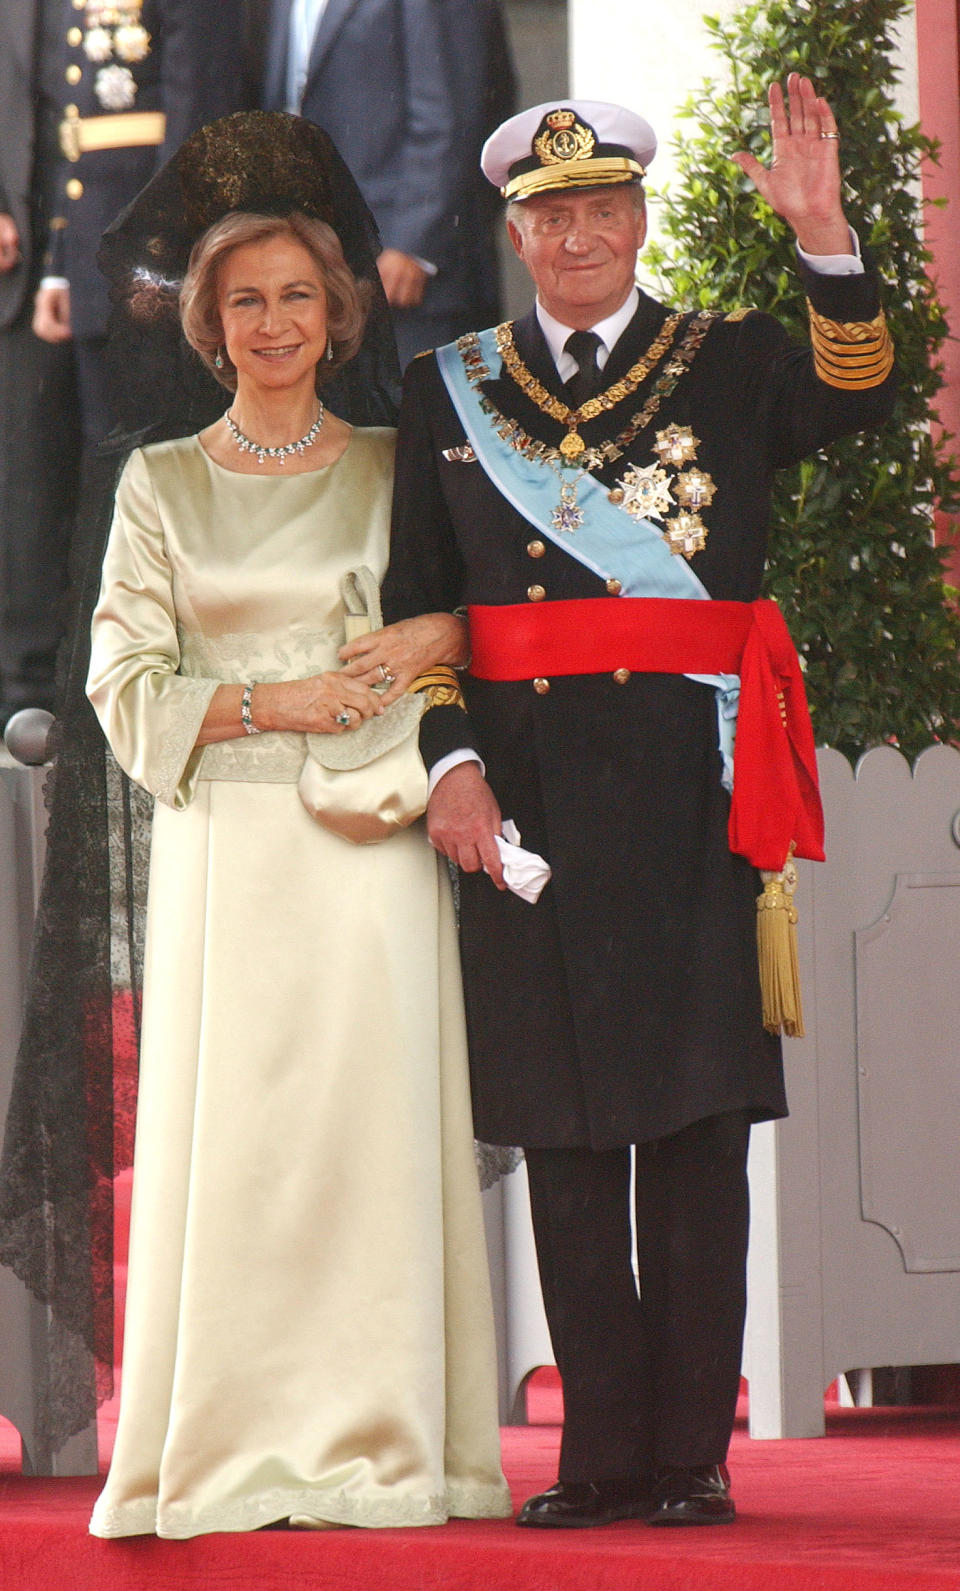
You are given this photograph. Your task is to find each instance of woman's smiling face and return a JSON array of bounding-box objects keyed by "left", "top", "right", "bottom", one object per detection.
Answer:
[{"left": 217, "top": 233, "right": 328, "bottom": 394}]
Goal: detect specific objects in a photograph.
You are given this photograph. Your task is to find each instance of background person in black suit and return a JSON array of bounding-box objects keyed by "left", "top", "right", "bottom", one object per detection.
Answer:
[
  {"left": 0, "top": 0, "right": 245, "bottom": 728},
  {"left": 0, "top": 0, "right": 80, "bottom": 728},
  {"left": 262, "top": 0, "right": 515, "bottom": 365}
]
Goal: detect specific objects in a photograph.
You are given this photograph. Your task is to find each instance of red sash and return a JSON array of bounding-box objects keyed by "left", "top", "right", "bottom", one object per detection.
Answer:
[{"left": 468, "top": 597, "right": 824, "bottom": 872}]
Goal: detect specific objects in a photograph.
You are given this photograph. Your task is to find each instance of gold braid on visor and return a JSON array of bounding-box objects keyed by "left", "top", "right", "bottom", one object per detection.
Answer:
[
  {"left": 807, "top": 303, "right": 895, "bottom": 390},
  {"left": 503, "top": 157, "right": 645, "bottom": 200}
]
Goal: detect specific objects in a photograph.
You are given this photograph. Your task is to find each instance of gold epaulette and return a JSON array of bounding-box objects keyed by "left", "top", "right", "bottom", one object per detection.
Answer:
[
  {"left": 725, "top": 306, "right": 757, "bottom": 322},
  {"left": 806, "top": 301, "right": 894, "bottom": 390},
  {"left": 409, "top": 666, "right": 466, "bottom": 710}
]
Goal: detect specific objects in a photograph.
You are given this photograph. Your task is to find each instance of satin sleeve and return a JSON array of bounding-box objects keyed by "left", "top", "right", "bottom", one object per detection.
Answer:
[{"left": 87, "top": 448, "right": 218, "bottom": 809}]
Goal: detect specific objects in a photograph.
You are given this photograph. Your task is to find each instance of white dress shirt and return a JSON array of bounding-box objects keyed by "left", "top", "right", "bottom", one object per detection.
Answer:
[{"left": 286, "top": 0, "right": 330, "bottom": 113}]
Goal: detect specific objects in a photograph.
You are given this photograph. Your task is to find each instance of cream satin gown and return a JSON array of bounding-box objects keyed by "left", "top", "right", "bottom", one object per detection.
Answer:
[{"left": 86, "top": 430, "right": 510, "bottom": 1539}]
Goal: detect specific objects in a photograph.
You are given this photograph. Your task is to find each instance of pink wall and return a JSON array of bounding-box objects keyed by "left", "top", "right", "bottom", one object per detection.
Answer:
[{"left": 916, "top": 0, "right": 960, "bottom": 563}]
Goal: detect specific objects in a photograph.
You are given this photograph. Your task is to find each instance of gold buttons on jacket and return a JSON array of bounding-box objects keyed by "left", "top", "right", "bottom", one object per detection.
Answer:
[
  {"left": 606, "top": 578, "right": 622, "bottom": 595},
  {"left": 527, "top": 584, "right": 546, "bottom": 603},
  {"left": 67, "top": 26, "right": 82, "bottom": 45},
  {"left": 607, "top": 488, "right": 625, "bottom": 505},
  {"left": 613, "top": 668, "right": 631, "bottom": 685},
  {"left": 66, "top": 63, "right": 82, "bottom": 84},
  {"left": 66, "top": 178, "right": 84, "bottom": 199},
  {"left": 533, "top": 678, "right": 551, "bottom": 695},
  {"left": 526, "top": 539, "right": 546, "bottom": 559}
]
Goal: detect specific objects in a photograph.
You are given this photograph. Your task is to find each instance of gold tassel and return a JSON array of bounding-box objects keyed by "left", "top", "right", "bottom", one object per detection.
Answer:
[{"left": 756, "top": 846, "right": 804, "bottom": 1038}]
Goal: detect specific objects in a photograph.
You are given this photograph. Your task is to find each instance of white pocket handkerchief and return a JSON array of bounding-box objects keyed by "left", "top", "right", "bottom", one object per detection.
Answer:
[{"left": 493, "top": 820, "right": 551, "bottom": 904}]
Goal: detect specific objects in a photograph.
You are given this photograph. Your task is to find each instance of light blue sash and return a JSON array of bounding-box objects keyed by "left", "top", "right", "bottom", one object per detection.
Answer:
[{"left": 436, "top": 331, "right": 740, "bottom": 786}]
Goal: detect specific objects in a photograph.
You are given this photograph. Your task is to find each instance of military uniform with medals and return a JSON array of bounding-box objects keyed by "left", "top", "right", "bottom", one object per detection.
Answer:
[
  {"left": 383, "top": 98, "right": 896, "bottom": 1521},
  {"left": 49, "top": 0, "right": 246, "bottom": 429}
]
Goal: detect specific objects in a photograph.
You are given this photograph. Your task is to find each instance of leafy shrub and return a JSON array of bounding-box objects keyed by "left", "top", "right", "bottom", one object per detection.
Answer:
[{"left": 644, "top": 0, "right": 960, "bottom": 759}]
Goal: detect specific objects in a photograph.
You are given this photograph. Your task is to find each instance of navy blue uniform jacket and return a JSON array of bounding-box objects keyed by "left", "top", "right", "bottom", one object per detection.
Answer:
[{"left": 382, "top": 264, "right": 897, "bottom": 1150}]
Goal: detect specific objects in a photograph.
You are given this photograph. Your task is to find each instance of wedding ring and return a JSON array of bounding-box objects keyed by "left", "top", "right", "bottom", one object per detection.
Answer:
[
  {"left": 819, "top": 132, "right": 840, "bottom": 140},
  {"left": 335, "top": 710, "right": 351, "bottom": 726},
  {"left": 378, "top": 663, "right": 389, "bottom": 682}
]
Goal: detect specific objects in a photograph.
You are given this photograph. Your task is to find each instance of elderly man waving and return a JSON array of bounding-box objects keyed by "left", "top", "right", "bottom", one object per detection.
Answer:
[{"left": 382, "top": 77, "right": 895, "bottom": 1527}]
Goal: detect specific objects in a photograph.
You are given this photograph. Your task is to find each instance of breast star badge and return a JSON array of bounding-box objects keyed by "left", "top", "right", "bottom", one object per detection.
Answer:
[
  {"left": 674, "top": 466, "right": 716, "bottom": 512},
  {"left": 653, "top": 425, "right": 700, "bottom": 467},
  {"left": 616, "top": 462, "right": 675, "bottom": 522},
  {"left": 664, "top": 510, "right": 708, "bottom": 558}
]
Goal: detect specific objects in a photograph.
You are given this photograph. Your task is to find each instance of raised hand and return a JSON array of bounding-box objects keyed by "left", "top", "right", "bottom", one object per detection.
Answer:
[{"left": 731, "top": 74, "right": 851, "bottom": 256}]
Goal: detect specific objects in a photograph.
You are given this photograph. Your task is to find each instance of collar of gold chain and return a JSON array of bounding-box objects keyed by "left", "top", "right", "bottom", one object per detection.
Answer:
[{"left": 457, "top": 310, "right": 718, "bottom": 472}]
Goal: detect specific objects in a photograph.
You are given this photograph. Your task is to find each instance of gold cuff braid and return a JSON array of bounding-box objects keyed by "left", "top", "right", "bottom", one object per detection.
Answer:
[
  {"left": 806, "top": 301, "right": 894, "bottom": 390},
  {"left": 409, "top": 666, "right": 466, "bottom": 711}
]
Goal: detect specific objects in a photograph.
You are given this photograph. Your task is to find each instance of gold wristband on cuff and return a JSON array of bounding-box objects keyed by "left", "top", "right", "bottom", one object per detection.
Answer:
[
  {"left": 807, "top": 301, "right": 894, "bottom": 390},
  {"left": 409, "top": 666, "right": 466, "bottom": 711}
]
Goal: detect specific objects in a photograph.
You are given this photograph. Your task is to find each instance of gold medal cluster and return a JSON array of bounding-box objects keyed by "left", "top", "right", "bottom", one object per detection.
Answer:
[
  {"left": 614, "top": 429, "right": 716, "bottom": 559},
  {"left": 78, "top": 3, "right": 150, "bottom": 112}
]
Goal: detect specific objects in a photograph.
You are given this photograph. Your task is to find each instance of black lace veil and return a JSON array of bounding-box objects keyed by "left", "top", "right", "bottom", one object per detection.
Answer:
[{"left": 0, "top": 113, "right": 400, "bottom": 1455}]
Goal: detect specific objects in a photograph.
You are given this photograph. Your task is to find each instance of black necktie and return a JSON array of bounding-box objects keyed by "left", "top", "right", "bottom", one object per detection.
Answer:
[{"left": 563, "top": 330, "right": 603, "bottom": 408}]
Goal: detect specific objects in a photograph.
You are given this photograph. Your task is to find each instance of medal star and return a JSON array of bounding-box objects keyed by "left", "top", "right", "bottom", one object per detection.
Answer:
[
  {"left": 616, "top": 462, "right": 675, "bottom": 522},
  {"left": 95, "top": 63, "right": 138, "bottom": 110},
  {"left": 653, "top": 424, "right": 700, "bottom": 467},
  {"left": 83, "top": 26, "right": 113, "bottom": 62},
  {"left": 664, "top": 511, "right": 708, "bottom": 559},
  {"left": 551, "top": 499, "right": 585, "bottom": 534},
  {"left": 675, "top": 467, "right": 716, "bottom": 511},
  {"left": 114, "top": 24, "right": 151, "bottom": 64}
]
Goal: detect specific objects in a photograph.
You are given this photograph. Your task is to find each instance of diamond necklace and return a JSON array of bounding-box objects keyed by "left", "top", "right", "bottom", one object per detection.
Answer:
[{"left": 224, "top": 401, "right": 325, "bottom": 465}]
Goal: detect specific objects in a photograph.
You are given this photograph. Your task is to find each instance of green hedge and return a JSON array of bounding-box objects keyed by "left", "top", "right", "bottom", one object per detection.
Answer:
[{"left": 644, "top": 0, "right": 960, "bottom": 760}]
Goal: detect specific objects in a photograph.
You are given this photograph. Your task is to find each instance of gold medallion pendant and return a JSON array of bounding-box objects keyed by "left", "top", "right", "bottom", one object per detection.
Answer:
[{"left": 559, "top": 430, "right": 585, "bottom": 461}]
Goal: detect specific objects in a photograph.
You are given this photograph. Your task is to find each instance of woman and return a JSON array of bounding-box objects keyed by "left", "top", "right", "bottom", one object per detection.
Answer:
[{"left": 83, "top": 114, "right": 510, "bottom": 1538}]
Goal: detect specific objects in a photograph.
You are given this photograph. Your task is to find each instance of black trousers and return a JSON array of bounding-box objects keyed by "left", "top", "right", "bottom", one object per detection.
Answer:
[
  {"left": 0, "top": 317, "right": 109, "bottom": 718},
  {"left": 524, "top": 1109, "right": 751, "bottom": 1482}
]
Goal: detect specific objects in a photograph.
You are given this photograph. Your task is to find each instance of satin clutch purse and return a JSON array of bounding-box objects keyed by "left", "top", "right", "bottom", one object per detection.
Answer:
[{"left": 297, "top": 567, "right": 428, "bottom": 844}]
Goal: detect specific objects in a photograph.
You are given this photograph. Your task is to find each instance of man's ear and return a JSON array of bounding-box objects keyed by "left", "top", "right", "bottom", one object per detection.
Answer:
[
  {"left": 635, "top": 195, "right": 648, "bottom": 251},
  {"left": 506, "top": 214, "right": 527, "bottom": 263}
]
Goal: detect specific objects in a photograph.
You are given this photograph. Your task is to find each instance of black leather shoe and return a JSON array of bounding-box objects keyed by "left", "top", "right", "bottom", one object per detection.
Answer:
[
  {"left": 516, "top": 1479, "right": 648, "bottom": 1528},
  {"left": 645, "top": 1464, "right": 736, "bottom": 1525}
]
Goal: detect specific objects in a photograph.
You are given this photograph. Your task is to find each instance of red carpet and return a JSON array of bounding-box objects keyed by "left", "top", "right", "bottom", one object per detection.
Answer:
[
  {"left": 4, "top": 1174, "right": 960, "bottom": 1588},
  {"left": 3, "top": 1382, "right": 960, "bottom": 1590}
]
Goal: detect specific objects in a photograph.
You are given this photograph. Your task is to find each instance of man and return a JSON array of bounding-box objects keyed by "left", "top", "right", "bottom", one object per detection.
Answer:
[
  {"left": 0, "top": 0, "right": 81, "bottom": 728},
  {"left": 262, "top": 0, "right": 515, "bottom": 365},
  {"left": 382, "top": 80, "right": 895, "bottom": 1526},
  {"left": 0, "top": 0, "right": 244, "bottom": 727},
  {"left": 33, "top": 0, "right": 248, "bottom": 432}
]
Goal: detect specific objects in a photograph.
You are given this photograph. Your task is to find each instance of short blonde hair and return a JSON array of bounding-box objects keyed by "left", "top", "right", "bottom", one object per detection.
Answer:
[{"left": 180, "top": 210, "right": 371, "bottom": 391}]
